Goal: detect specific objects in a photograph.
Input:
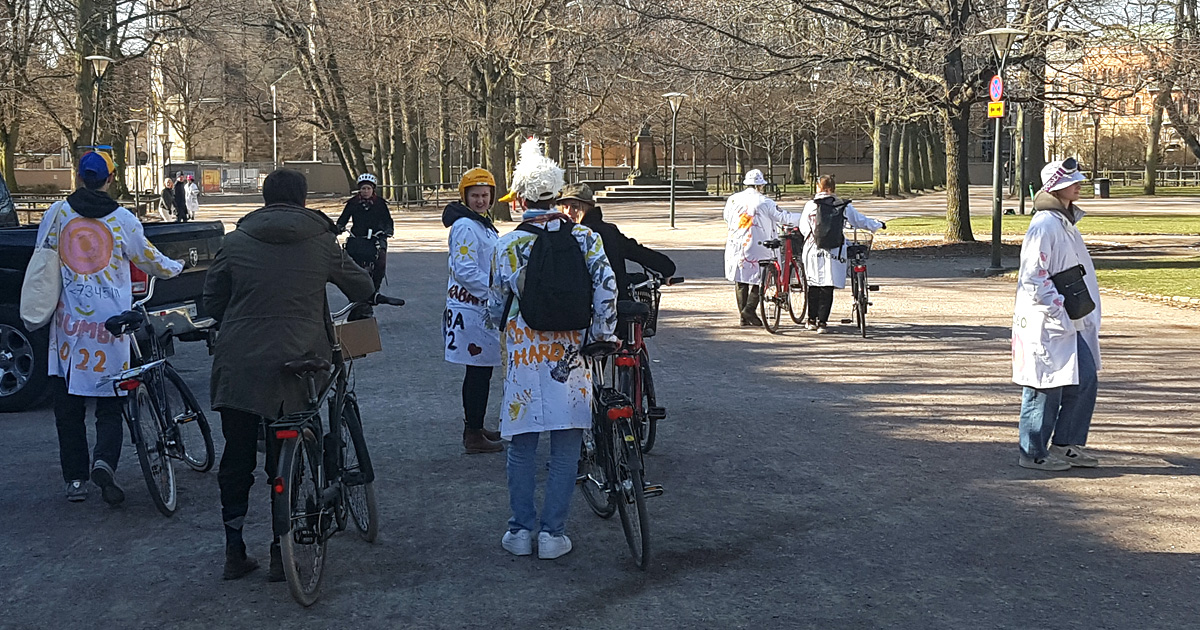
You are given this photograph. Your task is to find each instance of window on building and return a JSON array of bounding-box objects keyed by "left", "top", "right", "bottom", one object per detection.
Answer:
[
  {"left": 1134, "top": 98, "right": 1142, "bottom": 115},
  {"left": 1117, "top": 99, "right": 1127, "bottom": 115}
]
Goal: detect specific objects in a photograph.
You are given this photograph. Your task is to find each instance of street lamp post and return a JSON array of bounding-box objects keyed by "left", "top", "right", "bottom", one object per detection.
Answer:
[
  {"left": 980, "top": 27, "right": 1023, "bottom": 273},
  {"left": 84, "top": 55, "right": 115, "bottom": 146},
  {"left": 663, "top": 92, "right": 687, "bottom": 228},
  {"left": 125, "top": 119, "right": 143, "bottom": 214},
  {"left": 163, "top": 138, "right": 173, "bottom": 176},
  {"left": 1091, "top": 110, "right": 1102, "bottom": 180},
  {"left": 271, "top": 84, "right": 279, "bottom": 170}
]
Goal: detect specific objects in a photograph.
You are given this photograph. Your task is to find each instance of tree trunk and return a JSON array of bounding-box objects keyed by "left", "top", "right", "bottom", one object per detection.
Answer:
[
  {"left": 789, "top": 126, "right": 802, "bottom": 185},
  {"left": 439, "top": 85, "right": 451, "bottom": 184},
  {"left": 898, "top": 123, "right": 912, "bottom": 194},
  {"left": 482, "top": 72, "right": 511, "bottom": 221},
  {"left": 887, "top": 123, "right": 901, "bottom": 196},
  {"left": 0, "top": 122, "right": 18, "bottom": 187},
  {"left": 871, "top": 110, "right": 886, "bottom": 196},
  {"left": 944, "top": 104, "right": 974, "bottom": 242}
]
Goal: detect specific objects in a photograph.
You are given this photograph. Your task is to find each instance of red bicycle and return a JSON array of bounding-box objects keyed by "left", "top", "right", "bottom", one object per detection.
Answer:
[{"left": 758, "top": 227, "right": 808, "bottom": 333}]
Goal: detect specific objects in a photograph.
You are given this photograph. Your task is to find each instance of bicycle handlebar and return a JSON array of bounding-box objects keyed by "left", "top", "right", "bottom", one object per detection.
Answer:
[
  {"left": 629, "top": 269, "right": 685, "bottom": 292},
  {"left": 332, "top": 293, "right": 405, "bottom": 319}
]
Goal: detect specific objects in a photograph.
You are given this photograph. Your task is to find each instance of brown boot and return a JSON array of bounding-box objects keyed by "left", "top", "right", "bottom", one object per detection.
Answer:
[
  {"left": 481, "top": 427, "right": 502, "bottom": 442},
  {"left": 463, "top": 429, "right": 503, "bottom": 454}
]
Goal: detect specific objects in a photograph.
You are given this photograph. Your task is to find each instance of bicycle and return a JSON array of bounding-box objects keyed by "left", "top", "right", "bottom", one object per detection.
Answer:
[
  {"left": 99, "top": 276, "right": 215, "bottom": 517},
  {"left": 269, "top": 292, "right": 404, "bottom": 606},
  {"left": 757, "top": 227, "right": 808, "bottom": 333},
  {"left": 576, "top": 306, "right": 667, "bottom": 570},
  {"left": 626, "top": 270, "right": 685, "bottom": 453},
  {"left": 840, "top": 230, "right": 879, "bottom": 338}
]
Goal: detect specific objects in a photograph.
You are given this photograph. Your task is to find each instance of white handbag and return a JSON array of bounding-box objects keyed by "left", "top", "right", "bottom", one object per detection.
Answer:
[{"left": 20, "top": 202, "right": 66, "bottom": 330}]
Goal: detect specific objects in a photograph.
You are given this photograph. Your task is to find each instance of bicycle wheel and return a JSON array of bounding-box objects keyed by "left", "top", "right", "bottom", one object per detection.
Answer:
[
  {"left": 129, "top": 384, "right": 177, "bottom": 516},
  {"left": 162, "top": 364, "right": 214, "bottom": 472},
  {"left": 853, "top": 273, "right": 868, "bottom": 338},
  {"left": 786, "top": 262, "right": 808, "bottom": 325},
  {"left": 638, "top": 355, "right": 659, "bottom": 454},
  {"left": 579, "top": 423, "right": 616, "bottom": 518},
  {"left": 758, "top": 266, "right": 782, "bottom": 334},
  {"left": 276, "top": 430, "right": 327, "bottom": 606},
  {"left": 613, "top": 422, "right": 650, "bottom": 569},
  {"left": 339, "top": 399, "right": 379, "bottom": 542}
]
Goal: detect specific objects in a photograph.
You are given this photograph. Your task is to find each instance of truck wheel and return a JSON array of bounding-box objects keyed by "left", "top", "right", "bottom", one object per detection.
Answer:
[{"left": 0, "top": 306, "right": 50, "bottom": 413}]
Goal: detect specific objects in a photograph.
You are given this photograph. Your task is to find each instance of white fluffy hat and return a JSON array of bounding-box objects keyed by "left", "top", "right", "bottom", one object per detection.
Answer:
[
  {"left": 744, "top": 169, "right": 768, "bottom": 186},
  {"left": 510, "top": 137, "right": 565, "bottom": 202}
]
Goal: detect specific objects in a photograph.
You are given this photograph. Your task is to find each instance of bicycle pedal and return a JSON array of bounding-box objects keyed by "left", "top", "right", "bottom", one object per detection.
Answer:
[
  {"left": 294, "top": 530, "right": 318, "bottom": 545},
  {"left": 176, "top": 413, "right": 196, "bottom": 424},
  {"left": 642, "top": 484, "right": 664, "bottom": 498},
  {"left": 647, "top": 406, "right": 666, "bottom": 420},
  {"left": 868, "top": 285, "right": 880, "bottom": 291},
  {"left": 840, "top": 318, "right": 853, "bottom": 324}
]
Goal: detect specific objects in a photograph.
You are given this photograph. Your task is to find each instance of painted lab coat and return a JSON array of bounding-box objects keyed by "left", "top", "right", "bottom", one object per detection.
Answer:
[
  {"left": 488, "top": 216, "right": 617, "bottom": 439},
  {"left": 185, "top": 182, "right": 199, "bottom": 218},
  {"left": 36, "top": 201, "right": 182, "bottom": 396},
  {"left": 797, "top": 193, "right": 884, "bottom": 289},
  {"left": 723, "top": 187, "right": 803, "bottom": 284},
  {"left": 1011, "top": 195, "right": 1102, "bottom": 389},
  {"left": 444, "top": 215, "right": 501, "bottom": 366}
]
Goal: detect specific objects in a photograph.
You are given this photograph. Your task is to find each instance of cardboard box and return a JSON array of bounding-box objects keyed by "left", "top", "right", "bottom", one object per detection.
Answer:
[{"left": 335, "top": 317, "right": 382, "bottom": 359}]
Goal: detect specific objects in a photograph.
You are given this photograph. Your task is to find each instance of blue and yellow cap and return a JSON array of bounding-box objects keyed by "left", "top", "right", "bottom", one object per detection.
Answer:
[{"left": 78, "top": 147, "right": 116, "bottom": 187}]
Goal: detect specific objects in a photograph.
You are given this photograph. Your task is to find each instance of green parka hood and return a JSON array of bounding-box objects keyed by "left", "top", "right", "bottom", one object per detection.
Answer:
[{"left": 236, "top": 203, "right": 337, "bottom": 244}]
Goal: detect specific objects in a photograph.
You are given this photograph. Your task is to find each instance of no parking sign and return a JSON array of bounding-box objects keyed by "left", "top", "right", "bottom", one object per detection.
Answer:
[{"left": 989, "top": 75, "right": 1003, "bottom": 101}]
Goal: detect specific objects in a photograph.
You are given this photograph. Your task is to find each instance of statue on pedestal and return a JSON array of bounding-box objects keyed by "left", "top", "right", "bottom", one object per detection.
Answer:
[{"left": 627, "top": 123, "right": 662, "bottom": 185}]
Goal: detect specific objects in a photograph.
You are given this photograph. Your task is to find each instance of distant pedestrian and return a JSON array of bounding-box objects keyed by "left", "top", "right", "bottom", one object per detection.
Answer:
[
  {"left": 797, "top": 175, "right": 885, "bottom": 333},
  {"left": 185, "top": 175, "right": 199, "bottom": 220},
  {"left": 336, "top": 173, "right": 393, "bottom": 292},
  {"left": 723, "top": 169, "right": 803, "bottom": 326},
  {"left": 442, "top": 168, "right": 504, "bottom": 454},
  {"left": 160, "top": 178, "right": 175, "bottom": 220},
  {"left": 489, "top": 138, "right": 617, "bottom": 560},
  {"left": 1013, "top": 158, "right": 1102, "bottom": 471},
  {"left": 173, "top": 172, "right": 188, "bottom": 222},
  {"left": 35, "top": 150, "right": 182, "bottom": 504}
]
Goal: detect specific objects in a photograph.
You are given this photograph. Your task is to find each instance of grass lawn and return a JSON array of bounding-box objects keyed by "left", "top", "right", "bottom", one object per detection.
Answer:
[
  {"left": 1108, "top": 185, "right": 1200, "bottom": 198},
  {"left": 887, "top": 214, "right": 1200, "bottom": 236},
  {"left": 1092, "top": 256, "right": 1200, "bottom": 298}
]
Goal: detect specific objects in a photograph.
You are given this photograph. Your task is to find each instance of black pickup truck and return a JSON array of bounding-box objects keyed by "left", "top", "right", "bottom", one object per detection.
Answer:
[{"left": 0, "top": 193, "right": 224, "bottom": 411}]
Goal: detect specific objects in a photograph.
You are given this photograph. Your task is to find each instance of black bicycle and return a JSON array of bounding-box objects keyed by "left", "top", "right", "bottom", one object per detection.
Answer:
[
  {"left": 101, "top": 276, "right": 215, "bottom": 516},
  {"left": 270, "top": 292, "right": 403, "bottom": 606}
]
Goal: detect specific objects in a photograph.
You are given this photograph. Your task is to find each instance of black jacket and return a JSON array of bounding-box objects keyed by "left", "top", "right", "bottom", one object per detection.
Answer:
[
  {"left": 580, "top": 205, "right": 675, "bottom": 300},
  {"left": 337, "top": 195, "right": 394, "bottom": 238},
  {"left": 173, "top": 181, "right": 187, "bottom": 213}
]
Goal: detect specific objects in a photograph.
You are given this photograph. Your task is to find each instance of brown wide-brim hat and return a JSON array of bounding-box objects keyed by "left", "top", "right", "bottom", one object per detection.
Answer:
[{"left": 558, "top": 182, "right": 594, "bottom": 204}]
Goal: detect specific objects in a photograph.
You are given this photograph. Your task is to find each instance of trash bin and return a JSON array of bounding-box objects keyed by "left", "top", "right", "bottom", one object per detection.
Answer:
[{"left": 1093, "top": 177, "right": 1111, "bottom": 199}]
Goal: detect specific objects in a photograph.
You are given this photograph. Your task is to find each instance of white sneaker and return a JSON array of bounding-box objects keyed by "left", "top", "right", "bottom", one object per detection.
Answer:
[
  {"left": 537, "top": 531, "right": 573, "bottom": 559},
  {"left": 1049, "top": 444, "right": 1099, "bottom": 468},
  {"left": 501, "top": 529, "right": 532, "bottom": 556}
]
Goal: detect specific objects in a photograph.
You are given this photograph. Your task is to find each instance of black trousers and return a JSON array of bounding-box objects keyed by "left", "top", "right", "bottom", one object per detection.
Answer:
[
  {"left": 462, "top": 365, "right": 493, "bottom": 432},
  {"left": 53, "top": 377, "right": 124, "bottom": 482},
  {"left": 734, "top": 283, "right": 761, "bottom": 322},
  {"left": 218, "top": 409, "right": 280, "bottom": 540},
  {"left": 807, "top": 285, "right": 836, "bottom": 325}
]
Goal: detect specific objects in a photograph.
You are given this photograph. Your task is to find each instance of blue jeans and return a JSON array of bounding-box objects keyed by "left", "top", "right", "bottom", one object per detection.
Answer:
[
  {"left": 507, "top": 429, "right": 584, "bottom": 536},
  {"left": 1019, "top": 335, "right": 1098, "bottom": 459}
]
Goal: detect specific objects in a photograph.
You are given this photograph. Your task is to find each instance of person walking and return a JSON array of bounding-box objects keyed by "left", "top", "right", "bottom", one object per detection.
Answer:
[
  {"left": 173, "top": 173, "right": 188, "bottom": 222},
  {"left": 723, "top": 169, "right": 803, "bottom": 326},
  {"left": 442, "top": 168, "right": 504, "bottom": 454},
  {"left": 160, "top": 177, "right": 175, "bottom": 220},
  {"left": 489, "top": 138, "right": 617, "bottom": 560},
  {"left": 558, "top": 182, "right": 676, "bottom": 300},
  {"left": 204, "top": 169, "right": 375, "bottom": 580},
  {"left": 797, "top": 175, "right": 885, "bottom": 333},
  {"left": 1012, "top": 158, "right": 1102, "bottom": 471},
  {"left": 33, "top": 150, "right": 182, "bottom": 503},
  {"left": 185, "top": 175, "right": 199, "bottom": 221}
]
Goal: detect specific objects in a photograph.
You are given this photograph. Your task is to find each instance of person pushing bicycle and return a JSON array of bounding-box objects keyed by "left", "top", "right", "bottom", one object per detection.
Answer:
[
  {"left": 204, "top": 169, "right": 375, "bottom": 581},
  {"left": 557, "top": 182, "right": 676, "bottom": 301}
]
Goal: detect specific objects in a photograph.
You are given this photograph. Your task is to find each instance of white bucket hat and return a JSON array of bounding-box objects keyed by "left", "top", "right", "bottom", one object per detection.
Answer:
[
  {"left": 1040, "top": 158, "right": 1086, "bottom": 193},
  {"left": 744, "top": 169, "right": 768, "bottom": 186}
]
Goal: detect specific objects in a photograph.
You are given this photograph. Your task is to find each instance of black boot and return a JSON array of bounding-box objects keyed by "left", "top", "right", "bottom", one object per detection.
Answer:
[
  {"left": 463, "top": 428, "right": 503, "bottom": 454},
  {"left": 268, "top": 540, "right": 285, "bottom": 582},
  {"left": 222, "top": 529, "right": 259, "bottom": 580}
]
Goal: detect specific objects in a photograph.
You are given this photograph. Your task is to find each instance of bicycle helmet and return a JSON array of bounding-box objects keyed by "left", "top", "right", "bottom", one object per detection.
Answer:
[
  {"left": 356, "top": 173, "right": 378, "bottom": 189},
  {"left": 458, "top": 168, "right": 496, "bottom": 202}
]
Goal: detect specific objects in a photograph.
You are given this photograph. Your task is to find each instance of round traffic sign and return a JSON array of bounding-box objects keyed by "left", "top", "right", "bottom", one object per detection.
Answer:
[{"left": 989, "top": 75, "right": 1003, "bottom": 101}]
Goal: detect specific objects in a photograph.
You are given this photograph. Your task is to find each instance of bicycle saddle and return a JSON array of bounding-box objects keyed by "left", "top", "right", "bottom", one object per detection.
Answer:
[
  {"left": 282, "top": 357, "right": 333, "bottom": 375},
  {"left": 617, "top": 300, "right": 651, "bottom": 320},
  {"left": 760, "top": 239, "right": 782, "bottom": 249},
  {"left": 104, "top": 310, "right": 145, "bottom": 336}
]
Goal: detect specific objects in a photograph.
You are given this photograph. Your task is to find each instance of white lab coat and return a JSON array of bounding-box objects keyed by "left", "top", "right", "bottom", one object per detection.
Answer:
[
  {"left": 1012, "top": 195, "right": 1102, "bottom": 389},
  {"left": 185, "top": 182, "right": 199, "bottom": 218},
  {"left": 444, "top": 215, "right": 501, "bottom": 367},
  {"left": 36, "top": 201, "right": 182, "bottom": 396},
  {"left": 797, "top": 193, "right": 884, "bottom": 289},
  {"left": 488, "top": 216, "right": 617, "bottom": 439},
  {"left": 723, "top": 187, "right": 803, "bottom": 284}
]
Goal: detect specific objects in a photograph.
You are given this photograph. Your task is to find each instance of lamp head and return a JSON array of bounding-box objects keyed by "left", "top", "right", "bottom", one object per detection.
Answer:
[
  {"left": 125, "top": 119, "right": 143, "bottom": 135},
  {"left": 84, "top": 55, "right": 114, "bottom": 78},
  {"left": 979, "top": 27, "right": 1024, "bottom": 63},
  {"left": 662, "top": 92, "right": 687, "bottom": 113}
]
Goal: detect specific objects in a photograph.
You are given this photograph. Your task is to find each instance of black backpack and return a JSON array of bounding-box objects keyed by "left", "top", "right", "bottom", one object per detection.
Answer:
[
  {"left": 813, "top": 197, "right": 850, "bottom": 251},
  {"left": 511, "top": 220, "right": 593, "bottom": 331}
]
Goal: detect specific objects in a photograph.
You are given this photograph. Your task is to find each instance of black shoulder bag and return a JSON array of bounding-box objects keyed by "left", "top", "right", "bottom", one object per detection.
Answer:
[{"left": 1049, "top": 264, "right": 1096, "bottom": 320}]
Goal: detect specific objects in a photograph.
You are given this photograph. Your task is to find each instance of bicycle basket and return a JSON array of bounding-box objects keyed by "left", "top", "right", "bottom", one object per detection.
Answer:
[
  {"left": 631, "top": 286, "right": 662, "bottom": 337},
  {"left": 845, "top": 241, "right": 871, "bottom": 261}
]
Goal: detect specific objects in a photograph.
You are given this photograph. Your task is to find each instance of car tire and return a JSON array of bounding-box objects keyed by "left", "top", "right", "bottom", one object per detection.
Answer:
[{"left": 0, "top": 305, "right": 51, "bottom": 412}]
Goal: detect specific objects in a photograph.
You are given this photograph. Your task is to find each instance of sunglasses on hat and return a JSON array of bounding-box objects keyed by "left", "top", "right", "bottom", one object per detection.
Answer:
[{"left": 1042, "top": 157, "right": 1080, "bottom": 192}]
